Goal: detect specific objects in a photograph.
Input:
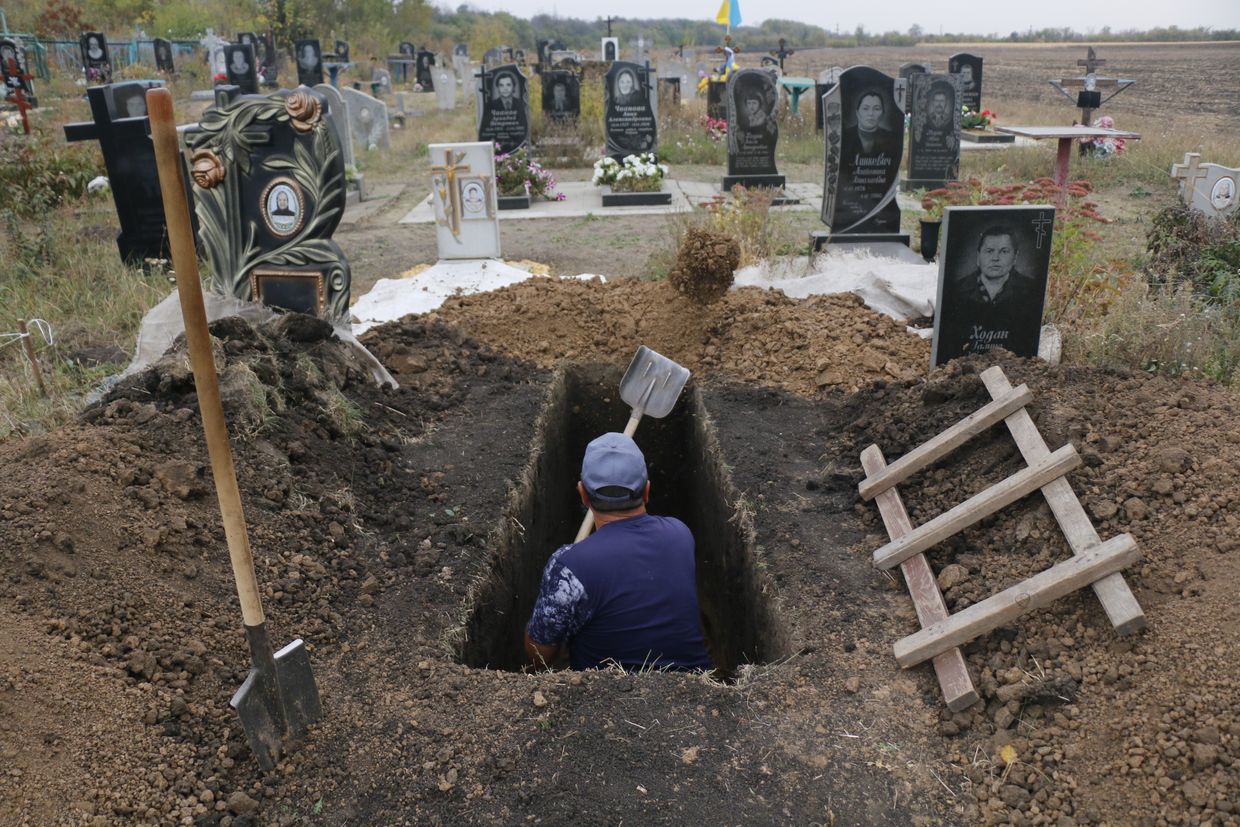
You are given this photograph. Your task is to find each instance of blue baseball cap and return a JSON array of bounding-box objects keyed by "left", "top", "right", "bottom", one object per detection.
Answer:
[{"left": 581, "top": 432, "right": 648, "bottom": 504}]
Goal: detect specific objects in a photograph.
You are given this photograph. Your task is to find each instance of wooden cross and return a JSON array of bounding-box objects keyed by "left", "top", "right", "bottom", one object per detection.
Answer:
[
  {"left": 1171, "top": 152, "right": 1209, "bottom": 197},
  {"left": 431, "top": 148, "right": 471, "bottom": 237},
  {"left": 3, "top": 56, "right": 33, "bottom": 134},
  {"left": 1077, "top": 47, "right": 1106, "bottom": 74},
  {"left": 770, "top": 38, "right": 795, "bottom": 72}
]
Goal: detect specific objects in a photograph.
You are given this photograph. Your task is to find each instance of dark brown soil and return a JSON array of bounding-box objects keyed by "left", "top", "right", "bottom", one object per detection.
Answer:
[{"left": 1, "top": 290, "right": 1237, "bottom": 826}]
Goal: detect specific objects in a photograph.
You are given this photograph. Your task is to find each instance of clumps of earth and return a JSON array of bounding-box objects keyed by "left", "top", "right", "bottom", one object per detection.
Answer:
[{"left": 667, "top": 225, "right": 739, "bottom": 304}]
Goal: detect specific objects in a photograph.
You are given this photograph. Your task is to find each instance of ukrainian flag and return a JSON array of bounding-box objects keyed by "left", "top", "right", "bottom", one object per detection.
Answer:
[{"left": 715, "top": 0, "right": 742, "bottom": 30}]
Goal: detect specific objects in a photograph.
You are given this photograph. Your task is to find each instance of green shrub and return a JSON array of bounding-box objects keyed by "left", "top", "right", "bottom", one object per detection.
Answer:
[{"left": 0, "top": 133, "right": 100, "bottom": 216}]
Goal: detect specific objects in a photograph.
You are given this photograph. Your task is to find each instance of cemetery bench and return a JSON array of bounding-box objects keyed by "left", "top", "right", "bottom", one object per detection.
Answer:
[
  {"left": 994, "top": 125, "right": 1140, "bottom": 205},
  {"left": 777, "top": 76, "right": 814, "bottom": 115}
]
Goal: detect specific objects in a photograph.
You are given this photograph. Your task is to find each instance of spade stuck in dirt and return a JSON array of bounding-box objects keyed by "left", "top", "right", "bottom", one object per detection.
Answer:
[
  {"left": 146, "top": 86, "right": 322, "bottom": 771},
  {"left": 574, "top": 345, "right": 690, "bottom": 541}
]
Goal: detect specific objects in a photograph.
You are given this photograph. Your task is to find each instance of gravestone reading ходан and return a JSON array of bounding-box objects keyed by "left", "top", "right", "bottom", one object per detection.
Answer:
[
  {"left": 604, "top": 61, "right": 657, "bottom": 159},
  {"left": 903, "top": 73, "right": 962, "bottom": 191},
  {"left": 225, "top": 43, "right": 258, "bottom": 95},
  {"left": 429, "top": 141, "right": 500, "bottom": 260},
  {"left": 79, "top": 31, "right": 111, "bottom": 83},
  {"left": 186, "top": 87, "right": 351, "bottom": 319},
  {"left": 64, "top": 80, "right": 198, "bottom": 263},
  {"left": 1171, "top": 152, "right": 1240, "bottom": 222},
  {"left": 931, "top": 205, "right": 1055, "bottom": 367},
  {"left": 816, "top": 65, "right": 909, "bottom": 249},
  {"left": 339, "top": 85, "right": 390, "bottom": 151},
  {"left": 948, "top": 52, "right": 983, "bottom": 112},
  {"left": 295, "top": 39, "right": 324, "bottom": 87},
  {"left": 541, "top": 70, "right": 580, "bottom": 121},
  {"left": 476, "top": 64, "right": 530, "bottom": 154},
  {"left": 723, "top": 68, "right": 785, "bottom": 193}
]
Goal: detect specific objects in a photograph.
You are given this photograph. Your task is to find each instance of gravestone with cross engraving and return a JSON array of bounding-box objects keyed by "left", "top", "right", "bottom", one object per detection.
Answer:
[
  {"left": 429, "top": 141, "right": 500, "bottom": 259},
  {"left": 932, "top": 205, "right": 1055, "bottom": 366},
  {"left": 476, "top": 64, "right": 529, "bottom": 154},
  {"left": 186, "top": 87, "right": 351, "bottom": 318},
  {"left": 947, "top": 53, "right": 983, "bottom": 112},
  {"left": 604, "top": 61, "right": 658, "bottom": 160},
  {"left": 64, "top": 80, "right": 199, "bottom": 263},
  {"left": 1171, "top": 152, "right": 1240, "bottom": 222}
]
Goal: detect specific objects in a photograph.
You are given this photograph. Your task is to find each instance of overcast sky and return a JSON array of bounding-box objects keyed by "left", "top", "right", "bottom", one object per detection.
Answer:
[{"left": 449, "top": 0, "right": 1240, "bottom": 36}]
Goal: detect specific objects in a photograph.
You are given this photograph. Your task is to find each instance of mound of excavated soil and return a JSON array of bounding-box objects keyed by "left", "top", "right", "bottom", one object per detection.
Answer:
[
  {"left": 0, "top": 289, "right": 1236, "bottom": 826},
  {"left": 431, "top": 277, "right": 929, "bottom": 395}
]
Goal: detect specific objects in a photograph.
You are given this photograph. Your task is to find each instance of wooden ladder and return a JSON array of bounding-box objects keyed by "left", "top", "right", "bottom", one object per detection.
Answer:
[{"left": 858, "top": 365, "right": 1146, "bottom": 711}]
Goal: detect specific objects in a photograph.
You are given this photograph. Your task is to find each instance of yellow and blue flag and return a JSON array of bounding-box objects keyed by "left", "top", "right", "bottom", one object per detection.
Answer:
[{"left": 715, "top": 0, "right": 742, "bottom": 29}]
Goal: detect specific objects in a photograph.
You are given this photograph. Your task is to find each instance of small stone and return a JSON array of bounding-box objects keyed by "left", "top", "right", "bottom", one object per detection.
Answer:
[
  {"left": 226, "top": 791, "right": 258, "bottom": 816},
  {"left": 937, "top": 564, "right": 969, "bottom": 591},
  {"left": 1192, "top": 743, "right": 1219, "bottom": 769},
  {"left": 1000, "top": 784, "right": 1031, "bottom": 809},
  {"left": 1089, "top": 499, "right": 1119, "bottom": 520},
  {"left": 532, "top": 691, "right": 548, "bottom": 708},
  {"left": 843, "top": 676, "right": 860, "bottom": 694},
  {"left": 1122, "top": 497, "right": 1148, "bottom": 521},
  {"left": 1181, "top": 780, "right": 1207, "bottom": 808}
]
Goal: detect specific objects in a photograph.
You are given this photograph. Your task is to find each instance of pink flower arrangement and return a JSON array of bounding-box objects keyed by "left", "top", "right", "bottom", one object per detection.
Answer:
[{"left": 495, "top": 145, "right": 566, "bottom": 201}]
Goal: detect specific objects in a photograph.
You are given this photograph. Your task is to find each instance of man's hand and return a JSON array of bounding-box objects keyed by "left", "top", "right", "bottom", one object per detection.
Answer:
[{"left": 524, "top": 629, "right": 561, "bottom": 670}]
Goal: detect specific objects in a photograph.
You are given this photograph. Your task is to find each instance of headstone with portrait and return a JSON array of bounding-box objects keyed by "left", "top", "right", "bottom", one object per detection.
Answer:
[
  {"left": 79, "top": 31, "right": 112, "bottom": 83},
  {"left": 340, "top": 85, "right": 390, "bottom": 151},
  {"left": 902, "top": 73, "right": 962, "bottom": 191},
  {"left": 371, "top": 67, "right": 392, "bottom": 97},
  {"left": 434, "top": 66, "right": 456, "bottom": 110},
  {"left": 947, "top": 53, "right": 984, "bottom": 112},
  {"left": 604, "top": 61, "right": 657, "bottom": 160},
  {"left": 259, "top": 33, "right": 278, "bottom": 86},
  {"left": 601, "top": 38, "right": 619, "bottom": 63},
  {"left": 64, "top": 80, "right": 198, "bottom": 264},
  {"left": 295, "top": 39, "right": 324, "bottom": 87},
  {"left": 416, "top": 50, "right": 436, "bottom": 90},
  {"left": 186, "top": 87, "right": 351, "bottom": 319},
  {"left": 201, "top": 30, "right": 228, "bottom": 80},
  {"left": 723, "top": 68, "right": 787, "bottom": 193},
  {"left": 931, "top": 205, "right": 1055, "bottom": 366},
  {"left": 816, "top": 65, "right": 909, "bottom": 248},
  {"left": 429, "top": 141, "right": 500, "bottom": 260},
  {"left": 238, "top": 32, "right": 258, "bottom": 51},
  {"left": 541, "top": 70, "right": 580, "bottom": 122},
  {"left": 1, "top": 37, "right": 37, "bottom": 107},
  {"left": 452, "top": 44, "right": 468, "bottom": 78},
  {"left": 334, "top": 40, "right": 350, "bottom": 63},
  {"left": 153, "top": 37, "right": 175, "bottom": 74},
  {"left": 1171, "top": 152, "right": 1240, "bottom": 223},
  {"left": 476, "top": 64, "right": 530, "bottom": 154},
  {"left": 225, "top": 43, "right": 259, "bottom": 95}
]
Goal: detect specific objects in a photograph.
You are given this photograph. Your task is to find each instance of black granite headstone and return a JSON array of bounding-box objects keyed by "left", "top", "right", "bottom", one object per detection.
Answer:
[
  {"left": 79, "top": 31, "right": 111, "bottom": 83},
  {"left": 399, "top": 42, "right": 415, "bottom": 58},
  {"left": 816, "top": 65, "right": 908, "bottom": 247},
  {"left": 416, "top": 50, "right": 436, "bottom": 90},
  {"left": 454, "top": 43, "right": 468, "bottom": 59},
  {"left": 260, "top": 33, "right": 277, "bottom": 85},
  {"left": 931, "top": 205, "right": 1055, "bottom": 366},
  {"left": 225, "top": 43, "right": 258, "bottom": 94},
  {"left": 1, "top": 37, "right": 36, "bottom": 107},
  {"left": 948, "top": 52, "right": 983, "bottom": 112},
  {"left": 295, "top": 39, "right": 323, "bottom": 87},
  {"left": 903, "top": 73, "right": 962, "bottom": 191},
  {"left": 335, "top": 40, "right": 350, "bottom": 63},
  {"left": 541, "top": 70, "right": 580, "bottom": 121},
  {"left": 476, "top": 64, "right": 530, "bottom": 154},
  {"left": 899, "top": 62, "right": 930, "bottom": 80},
  {"left": 483, "top": 47, "right": 501, "bottom": 67},
  {"left": 706, "top": 80, "right": 726, "bottom": 119},
  {"left": 64, "top": 80, "right": 198, "bottom": 263},
  {"left": 153, "top": 37, "right": 174, "bottom": 73},
  {"left": 724, "top": 68, "right": 783, "bottom": 190},
  {"left": 604, "top": 61, "right": 657, "bottom": 160},
  {"left": 238, "top": 32, "right": 258, "bottom": 50},
  {"left": 814, "top": 67, "right": 843, "bottom": 132},
  {"left": 186, "top": 87, "right": 351, "bottom": 318},
  {"left": 602, "top": 38, "right": 618, "bottom": 62}
]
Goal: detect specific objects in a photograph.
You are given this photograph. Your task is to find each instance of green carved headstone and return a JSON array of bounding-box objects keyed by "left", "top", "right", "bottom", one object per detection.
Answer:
[{"left": 186, "top": 87, "right": 350, "bottom": 319}]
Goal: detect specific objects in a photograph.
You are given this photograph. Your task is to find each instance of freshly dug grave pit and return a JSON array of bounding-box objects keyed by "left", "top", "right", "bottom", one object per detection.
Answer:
[{"left": 456, "top": 364, "right": 790, "bottom": 677}]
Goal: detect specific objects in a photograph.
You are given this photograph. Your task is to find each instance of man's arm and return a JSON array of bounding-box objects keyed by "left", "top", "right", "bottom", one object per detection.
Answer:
[{"left": 524, "top": 629, "right": 561, "bottom": 669}]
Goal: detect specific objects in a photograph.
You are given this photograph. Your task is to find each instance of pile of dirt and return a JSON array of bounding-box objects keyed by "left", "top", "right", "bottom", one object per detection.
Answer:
[{"left": 432, "top": 277, "right": 930, "bottom": 395}]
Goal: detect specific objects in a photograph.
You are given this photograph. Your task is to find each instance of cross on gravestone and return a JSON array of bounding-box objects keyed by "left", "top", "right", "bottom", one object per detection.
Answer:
[
  {"left": 1078, "top": 47, "right": 1106, "bottom": 74},
  {"left": 1032, "top": 213, "right": 1054, "bottom": 247},
  {"left": 1171, "top": 153, "right": 1209, "bottom": 192},
  {"left": 429, "top": 141, "right": 500, "bottom": 260},
  {"left": 185, "top": 88, "right": 351, "bottom": 318},
  {"left": 606, "top": 16, "right": 615, "bottom": 37},
  {"left": 1171, "top": 151, "right": 1240, "bottom": 221},
  {"left": 770, "top": 38, "right": 794, "bottom": 73},
  {"left": 64, "top": 81, "right": 199, "bottom": 264}
]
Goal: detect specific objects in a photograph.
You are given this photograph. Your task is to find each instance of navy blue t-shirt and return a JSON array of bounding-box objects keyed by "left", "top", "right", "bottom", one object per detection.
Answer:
[{"left": 527, "top": 514, "right": 712, "bottom": 671}]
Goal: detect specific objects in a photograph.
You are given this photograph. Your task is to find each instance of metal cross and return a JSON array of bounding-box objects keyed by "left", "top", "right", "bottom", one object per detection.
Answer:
[
  {"left": 1170, "top": 152, "right": 1209, "bottom": 197},
  {"left": 606, "top": 16, "right": 615, "bottom": 37},
  {"left": 431, "top": 148, "right": 471, "bottom": 238},
  {"left": 1077, "top": 47, "right": 1106, "bottom": 74},
  {"left": 1032, "top": 214, "right": 1054, "bottom": 249}
]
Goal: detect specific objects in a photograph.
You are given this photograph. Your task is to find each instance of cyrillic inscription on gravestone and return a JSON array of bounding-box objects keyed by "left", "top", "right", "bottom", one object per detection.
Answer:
[
  {"left": 948, "top": 52, "right": 983, "bottom": 112},
  {"left": 724, "top": 68, "right": 781, "bottom": 186},
  {"left": 604, "top": 61, "right": 657, "bottom": 160},
  {"left": 904, "top": 73, "right": 962, "bottom": 190},
  {"left": 187, "top": 88, "right": 351, "bottom": 319},
  {"left": 931, "top": 205, "right": 1055, "bottom": 367},
  {"left": 476, "top": 64, "right": 529, "bottom": 154}
]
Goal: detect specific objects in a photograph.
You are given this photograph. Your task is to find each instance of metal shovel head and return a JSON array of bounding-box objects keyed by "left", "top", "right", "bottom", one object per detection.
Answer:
[
  {"left": 619, "top": 346, "right": 690, "bottom": 419},
  {"left": 230, "top": 638, "right": 322, "bottom": 771}
]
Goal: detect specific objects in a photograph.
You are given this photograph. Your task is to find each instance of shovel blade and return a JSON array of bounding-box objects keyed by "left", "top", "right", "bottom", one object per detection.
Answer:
[
  {"left": 230, "top": 638, "right": 321, "bottom": 771},
  {"left": 619, "top": 346, "right": 690, "bottom": 419}
]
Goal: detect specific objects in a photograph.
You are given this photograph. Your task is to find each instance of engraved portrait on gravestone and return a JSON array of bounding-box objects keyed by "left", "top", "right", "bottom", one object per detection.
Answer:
[
  {"left": 1211, "top": 177, "right": 1237, "bottom": 211},
  {"left": 833, "top": 85, "right": 900, "bottom": 229},
  {"left": 262, "top": 178, "right": 305, "bottom": 237},
  {"left": 154, "top": 38, "right": 173, "bottom": 72},
  {"left": 226, "top": 44, "right": 258, "bottom": 94},
  {"left": 81, "top": 32, "right": 111, "bottom": 81},
  {"left": 113, "top": 83, "right": 147, "bottom": 118},
  {"left": 477, "top": 66, "right": 529, "bottom": 153},
  {"left": 612, "top": 68, "right": 642, "bottom": 106},
  {"left": 295, "top": 40, "right": 323, "bottom": 86},
  {"left": 494, "top": 71, "right": 520, "bottom": 109},
  {"left": 604, "top": 62, "right": 656, "bottom": 159},
  {"left": 229, "top": 47, "right": 249, "bottom": 75}
]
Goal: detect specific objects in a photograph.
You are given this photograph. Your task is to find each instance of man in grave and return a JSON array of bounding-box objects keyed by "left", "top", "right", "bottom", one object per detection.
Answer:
[
  {"left": 939, "top": 225, "right": 1044, "bottom": 358},
  {"left": 524, "top": 433, "right": 712, "bottom": 673}
]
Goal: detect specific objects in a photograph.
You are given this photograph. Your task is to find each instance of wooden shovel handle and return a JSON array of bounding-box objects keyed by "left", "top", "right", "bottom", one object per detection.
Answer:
[
  {"left": 572, "top": 411, "right": 644, "bottom": 543},
  {"left": 146, "top": 87, "right": 265, "bottom": 628}
]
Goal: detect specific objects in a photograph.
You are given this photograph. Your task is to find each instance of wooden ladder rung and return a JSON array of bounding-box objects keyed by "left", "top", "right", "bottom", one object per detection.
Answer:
[
  {"left": 859, "top": 383, "right": 1034, "bottom": 501},
  {"left": 861, "top": 446, "right": 979, "bottom": 711},
  {"left": 893, "top": 534, "right": 1139, "bottom": 667},
  {"left": 979, "top": 367, "right": 1147, "bottom": 635},
  {"left": 872, "top": 444, "right": 1082, "bottom": 571}
]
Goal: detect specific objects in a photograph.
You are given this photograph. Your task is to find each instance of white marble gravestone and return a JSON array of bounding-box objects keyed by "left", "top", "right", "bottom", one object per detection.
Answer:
[
  {"left": 340, "top": 86, "right": 389, "bottom": 151},
  {"left": 201, "top": 29, "right": 228, "bottom": 77},
  {"left": 429, "top": 141, "right": 500, "bottom": 259},
  {"left": 1171, "top": 152, "right": 1240, "bottom": 222},
  {"left": 462, "top": 63, "right": 479, "bottom": 99},
  {"left": 435, "top": 67, "right": 456, "bottom": 110}
]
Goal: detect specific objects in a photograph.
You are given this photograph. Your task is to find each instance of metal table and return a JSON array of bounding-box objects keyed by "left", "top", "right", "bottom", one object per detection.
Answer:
[
  {"left": 995, "top": 125, "right": 1141, "bottom": 204},
  {"left": 778, "top": 76, "right": 815, "bottom": 115}
]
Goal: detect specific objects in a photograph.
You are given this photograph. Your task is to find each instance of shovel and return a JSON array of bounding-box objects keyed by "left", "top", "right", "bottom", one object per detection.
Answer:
[
  {"left": 574, "top": 345, "right": 690, "bottom": 542},
  {"left": 146, "top": 87, "right": 322, "bottom": 771}
]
